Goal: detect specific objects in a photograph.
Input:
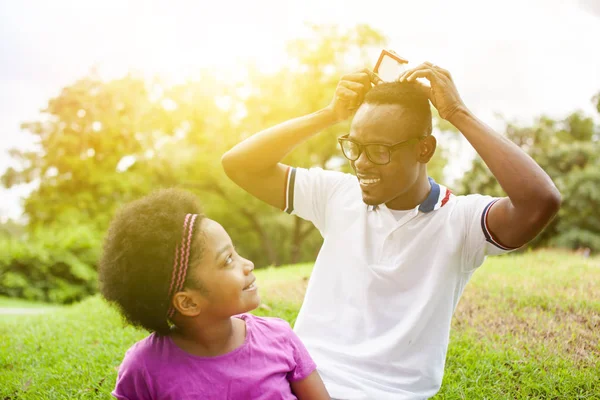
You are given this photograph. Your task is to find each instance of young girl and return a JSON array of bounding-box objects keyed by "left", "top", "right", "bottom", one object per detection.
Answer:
[{"left": 99, "top": 188, "right": 330, "bottom": 399}]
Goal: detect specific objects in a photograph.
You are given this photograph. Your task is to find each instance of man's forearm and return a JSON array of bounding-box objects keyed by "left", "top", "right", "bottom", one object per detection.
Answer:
[
  {"left": 222, "top": 108, "right": 338, "bottom": 174},
  {"left": 450, "top": 109, "right": 561, "bottom": 214}
]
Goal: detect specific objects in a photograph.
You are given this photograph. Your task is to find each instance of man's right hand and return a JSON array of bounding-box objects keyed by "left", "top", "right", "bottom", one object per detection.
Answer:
[
  {"left": 222, "top": 68, "right": 382, "bottom": 211},
  {"left": 326, "top": 69, "right": 383, "bottom": 123}
]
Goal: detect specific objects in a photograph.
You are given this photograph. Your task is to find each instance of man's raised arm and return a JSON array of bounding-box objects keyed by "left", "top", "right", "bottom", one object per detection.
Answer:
[
  {"left": 221, "top": 70, "right": 382, "bottom": 210},
  {"left": 400, "top": 63, "right": 561, "bottom": 249}
]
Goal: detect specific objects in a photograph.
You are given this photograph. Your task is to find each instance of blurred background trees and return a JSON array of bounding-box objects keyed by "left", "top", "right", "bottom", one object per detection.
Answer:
[
  {"left": 460, "top": 109, "right": 600, "bottom": 251},
  {"left": 1, "top": 24, "right": 598, "bottom": 303}
]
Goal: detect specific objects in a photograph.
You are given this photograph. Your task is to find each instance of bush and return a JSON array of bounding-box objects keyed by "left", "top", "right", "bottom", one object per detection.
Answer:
[{"left": 0, "top": 225, "right": 100, "bottom": 304}]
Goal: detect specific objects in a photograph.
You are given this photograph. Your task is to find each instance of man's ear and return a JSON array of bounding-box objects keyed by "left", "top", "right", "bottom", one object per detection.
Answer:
[
  {"left": 417, "top": 135, "right": 436, "bottom": 163},
  {"left": 172, "top": 290, "right": 204, "bottom": 317}
]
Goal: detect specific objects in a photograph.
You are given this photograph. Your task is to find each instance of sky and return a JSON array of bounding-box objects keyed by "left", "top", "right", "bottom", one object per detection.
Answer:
[{"left": 1, "top": 0, "right": 599, "bottom": 221}]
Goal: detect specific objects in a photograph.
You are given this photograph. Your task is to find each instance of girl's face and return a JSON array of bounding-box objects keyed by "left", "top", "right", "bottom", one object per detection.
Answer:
[{"left": 190, "top": 218, "right": 260, "bottom": 318}]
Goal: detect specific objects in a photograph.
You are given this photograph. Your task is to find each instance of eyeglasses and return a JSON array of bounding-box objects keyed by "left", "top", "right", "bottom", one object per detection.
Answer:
[{"left": 337, "top": 134, "right": 426, "bottom": 165}]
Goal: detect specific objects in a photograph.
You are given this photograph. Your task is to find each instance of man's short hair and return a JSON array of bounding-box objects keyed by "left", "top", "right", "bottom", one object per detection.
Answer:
[{"left": 364, "top": 81, "right": 433, "bottom": 137}]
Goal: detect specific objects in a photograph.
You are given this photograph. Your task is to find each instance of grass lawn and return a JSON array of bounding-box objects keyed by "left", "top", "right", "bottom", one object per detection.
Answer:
[
  {"left": 0, "top": 296, "right": 60, "bottom": 309},
  {"left": 1, "top": 250, "right": 598, "bottom": 399}
]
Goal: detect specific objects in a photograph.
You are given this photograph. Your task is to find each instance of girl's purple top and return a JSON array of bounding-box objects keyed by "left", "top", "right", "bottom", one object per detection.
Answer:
[{"left": 112, "top": 314, "right": 317, "bottom": 400}]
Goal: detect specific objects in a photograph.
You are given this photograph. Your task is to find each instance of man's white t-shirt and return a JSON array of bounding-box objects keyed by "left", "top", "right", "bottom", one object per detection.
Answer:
[{"left": 284, "top": 167, "right": 516, "bottom": 400}]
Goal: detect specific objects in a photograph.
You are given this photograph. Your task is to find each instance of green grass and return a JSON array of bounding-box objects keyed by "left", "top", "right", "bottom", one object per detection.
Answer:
[
  {"left": 0, "top": 296, "right": 60, "bottom": 309},
  {"left": 1, "top": 250, "right": 598, "bottom": 399}
]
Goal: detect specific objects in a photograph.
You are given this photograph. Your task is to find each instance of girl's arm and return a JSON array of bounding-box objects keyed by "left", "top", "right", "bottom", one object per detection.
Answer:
[{"left": 291, "top": 370, "right": 331, "bottom": 400}]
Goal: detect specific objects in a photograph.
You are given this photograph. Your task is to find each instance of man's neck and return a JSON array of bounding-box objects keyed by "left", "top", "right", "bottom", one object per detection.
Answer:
[{"left": 385, "top": 174, "right": 432, "bottom": 211}]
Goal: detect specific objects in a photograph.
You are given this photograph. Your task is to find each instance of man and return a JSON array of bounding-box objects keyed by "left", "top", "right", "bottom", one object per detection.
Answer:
[{"left": 221, "top": 63, "right": 561, "bottom": 399}]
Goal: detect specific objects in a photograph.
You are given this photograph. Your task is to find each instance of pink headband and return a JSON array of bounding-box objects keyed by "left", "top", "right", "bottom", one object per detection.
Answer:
[{"left": 167, "top": 213, "right": 198, "bottom": 319}]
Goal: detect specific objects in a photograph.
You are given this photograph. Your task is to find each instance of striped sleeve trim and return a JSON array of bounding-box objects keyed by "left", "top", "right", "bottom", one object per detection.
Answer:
[
  {"left": 480, "top": 199, "right": 518, "bottom": 251},
  {"left": 283, "top": 167, "right": 296, "bottom": 214}
]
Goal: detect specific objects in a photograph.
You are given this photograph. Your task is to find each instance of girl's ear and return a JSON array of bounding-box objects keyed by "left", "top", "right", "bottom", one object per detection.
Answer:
[{"left": 172, "top": 289, "right": 204, "bottom": 317}]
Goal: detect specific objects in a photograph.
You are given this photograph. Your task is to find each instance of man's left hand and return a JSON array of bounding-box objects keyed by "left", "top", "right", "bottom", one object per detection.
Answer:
[{"left": 399, "top": 62, "right": 467, "bottom": 122}]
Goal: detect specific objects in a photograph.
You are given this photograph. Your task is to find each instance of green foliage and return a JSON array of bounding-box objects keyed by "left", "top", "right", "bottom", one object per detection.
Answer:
[
  {"left": 0, "top": 24, "right": 452, "bottom": 270},
  {"left": 460, "top": 106, "right": 600, "bottom": 251},
  {"left": 0, "top": 219, "right": 25, "bottom": 238},
  {"left": 0, "top": 224, "right": 100, "bottom": 304},
  {"left": 1, "top": 75, "right": 167, "bottom": 231},
  {"left": 593, "top": 90, "right": 600, "bottom": 114},
  {"left": 0, "top": 251, "right": 598, "bottom": 398}
]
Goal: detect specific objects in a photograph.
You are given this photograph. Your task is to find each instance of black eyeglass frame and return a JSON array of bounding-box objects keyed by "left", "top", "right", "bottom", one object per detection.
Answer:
[{"left": 337, "top": 134, "right": 428, "bottom": 165}]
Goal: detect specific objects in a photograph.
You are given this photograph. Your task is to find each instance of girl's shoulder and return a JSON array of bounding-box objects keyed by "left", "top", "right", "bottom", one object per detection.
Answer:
[
  {"left": 114, "top": 333, "right": 185, "bottom": 397},
  {"left": 237, "top": 314, "right": 294, "bottom": 342},
  {"left": 120, "top": 333, "right": 172, "bottom": 368}
]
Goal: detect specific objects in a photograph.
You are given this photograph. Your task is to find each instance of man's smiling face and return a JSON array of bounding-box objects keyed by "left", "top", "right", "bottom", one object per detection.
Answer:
[{"left": 349, "top": 102, "right": 430, "bottom": 207}]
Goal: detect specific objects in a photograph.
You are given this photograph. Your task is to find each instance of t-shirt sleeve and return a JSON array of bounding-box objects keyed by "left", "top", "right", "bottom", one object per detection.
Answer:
[
  {"left": 112, "top": 345, "right": 154, "bottom": 400},
  {"left": 286, "top": 327, "right": 318, "bottom": 382},
  {"left": 459, "top": 194, "right": 520, "bottom": 272},
  {"left": 283, "top": 166, "right": 351, "bottom": 234}
]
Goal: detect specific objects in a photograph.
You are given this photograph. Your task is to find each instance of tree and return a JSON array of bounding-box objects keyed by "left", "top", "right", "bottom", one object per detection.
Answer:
[
  {"left": 459, "top": 101, "right": 600, "bottom": 251},
  {"left": 1, "top": 74, "right": 170, "bottom": 230},
  {"left": 593, "top": 91, "right": 600, "bottom": 114},
  {"left": 3, "top": 24, "right": 451, "bottom": 267}
]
